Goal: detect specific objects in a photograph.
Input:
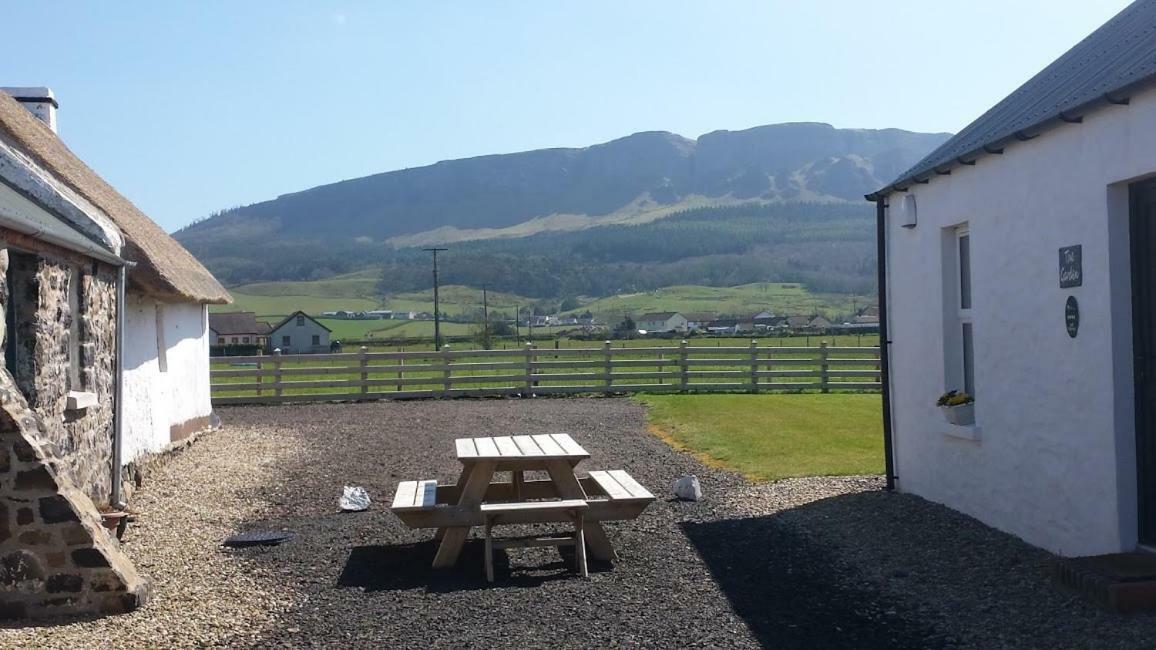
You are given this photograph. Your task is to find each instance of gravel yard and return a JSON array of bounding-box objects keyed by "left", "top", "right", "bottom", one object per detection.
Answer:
[{"left": 3, "top": 397, "right": 1156, "bottom": 648}]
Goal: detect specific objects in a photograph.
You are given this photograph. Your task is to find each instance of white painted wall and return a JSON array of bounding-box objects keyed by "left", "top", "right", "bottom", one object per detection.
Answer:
[
  {"left": 121, "top": 296, "right": 212, "bottom": 461},
  {"left": 885, "top": 84, "right": 1156, "bottom": 557}
]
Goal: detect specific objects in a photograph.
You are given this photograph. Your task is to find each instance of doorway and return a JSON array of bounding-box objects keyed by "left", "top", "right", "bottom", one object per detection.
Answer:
[{"left": 1130, "top": 177, "right": 1156, "bottom": 544}]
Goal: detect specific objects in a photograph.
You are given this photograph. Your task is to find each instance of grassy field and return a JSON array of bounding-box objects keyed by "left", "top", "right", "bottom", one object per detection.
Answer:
[
  {"left": 636, "top": 393, "right": 883, "bottom": 481},
  {"left": 571, "top": 283, "right": 871, "bottom": 323},
  {"left": 214, "top": 272, "right": 871, "bottom": 329}
]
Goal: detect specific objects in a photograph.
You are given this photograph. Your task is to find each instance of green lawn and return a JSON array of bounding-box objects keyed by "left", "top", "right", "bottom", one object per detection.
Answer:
[{"left": 635, "top": 393, "right": 883, "bottom": 481}]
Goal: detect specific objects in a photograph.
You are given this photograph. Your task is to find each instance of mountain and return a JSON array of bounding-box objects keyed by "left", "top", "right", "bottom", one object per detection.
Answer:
[{"left": 176, "top": 122, "right": 949, "bottom": 287}]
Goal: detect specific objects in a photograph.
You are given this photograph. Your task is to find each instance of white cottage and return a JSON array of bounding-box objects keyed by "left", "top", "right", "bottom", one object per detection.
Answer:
[
  {"left": 868, "top": 1, "right": 1156, "bottom": 557},
  {"left": 269, "top": 311, "right": 332, "bottom": 354},
  {"left": 0, "top": 89, "right": 231, "bottom": 469}
]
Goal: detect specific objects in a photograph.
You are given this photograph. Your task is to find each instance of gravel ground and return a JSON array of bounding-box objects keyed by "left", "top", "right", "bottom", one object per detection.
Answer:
[{"left": 3, "top": 397, "right": 1156, "bottom": 648}]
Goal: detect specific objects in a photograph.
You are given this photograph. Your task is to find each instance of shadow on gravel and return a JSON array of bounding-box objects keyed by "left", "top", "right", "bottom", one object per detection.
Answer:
[
  {"left": 338, "top": 540, "right": 608, "bottom": 592},
  {"left": 681, "top": 507, "right": 945, "bottom": 650}
]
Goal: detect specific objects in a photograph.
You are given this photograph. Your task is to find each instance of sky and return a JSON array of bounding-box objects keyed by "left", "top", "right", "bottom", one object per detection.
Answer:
[{"left": 3, "top": 0, "right": 1134, "bottom": 232}]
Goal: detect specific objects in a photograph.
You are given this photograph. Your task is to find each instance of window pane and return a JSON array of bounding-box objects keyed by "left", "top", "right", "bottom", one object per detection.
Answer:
[
  {"left": 962, "top": 323, "right": 975, "bottom": 396},
  {"left": 959, "top": 234, "right": 972, "bottom": 309}
]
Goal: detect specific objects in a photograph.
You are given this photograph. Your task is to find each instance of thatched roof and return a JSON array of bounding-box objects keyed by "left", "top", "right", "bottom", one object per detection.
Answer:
[{"left": 0, "top": 92, "right": 230, "bottom": 304}]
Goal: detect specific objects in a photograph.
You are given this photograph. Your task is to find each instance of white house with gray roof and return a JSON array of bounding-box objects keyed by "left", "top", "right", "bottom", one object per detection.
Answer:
[
  {"left": 869, "top": 0, "right": 1156, "bottom": 557},
  {"left": 269, "top": 311, "right": 332, "bottom": 354}
]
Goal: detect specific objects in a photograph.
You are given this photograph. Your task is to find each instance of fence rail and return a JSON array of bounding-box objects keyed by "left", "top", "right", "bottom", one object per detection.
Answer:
[{"left": 210, "top": 341, "right": 882, "bottom": 405}]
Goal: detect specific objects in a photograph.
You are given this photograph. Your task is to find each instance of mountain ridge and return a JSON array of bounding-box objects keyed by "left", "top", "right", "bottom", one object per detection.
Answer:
[{"left": 175, "top": 122, "right": 950, "bottom": 287}]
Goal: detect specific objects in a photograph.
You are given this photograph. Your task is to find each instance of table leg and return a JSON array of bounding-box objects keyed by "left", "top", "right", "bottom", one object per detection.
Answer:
[
  {"left": 432, "top": 460, "right": 496, "bottom": 568},
  {"left": 513, "top": 470, "right": 524, "bottom": 500},
  {"left": 544, "top": 460, "right": 618, "bottom": 563},
  {"left": 434, "top": 463, "right": 473, "bottom": 542}
]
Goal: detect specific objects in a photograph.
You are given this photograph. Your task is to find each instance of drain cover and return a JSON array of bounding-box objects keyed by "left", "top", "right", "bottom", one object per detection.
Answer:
[{"left": 223, "top": 531, "right": 295, "bottom": 547}]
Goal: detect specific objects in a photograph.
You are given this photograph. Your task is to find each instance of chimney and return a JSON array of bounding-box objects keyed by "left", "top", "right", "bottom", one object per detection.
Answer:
[{"left": 0, "top": 87, "right": 58, "bottom": 132}]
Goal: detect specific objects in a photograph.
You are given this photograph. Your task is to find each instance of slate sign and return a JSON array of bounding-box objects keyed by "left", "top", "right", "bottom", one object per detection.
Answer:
[
  {"left": 1065, "top": 296, "right": 1079, "bottom": 338},
  {"left": 1060, "top": 245, "right": 1082, "bottom": 288}
]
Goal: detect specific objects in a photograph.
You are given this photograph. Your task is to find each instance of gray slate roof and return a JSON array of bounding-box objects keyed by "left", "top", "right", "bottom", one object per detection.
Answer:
[
  {"left": 209, "top": 312, "right": 271, "bottom": 336},
  {"left": 869, "top": 0, "right": 1156, "bottom": 199}
]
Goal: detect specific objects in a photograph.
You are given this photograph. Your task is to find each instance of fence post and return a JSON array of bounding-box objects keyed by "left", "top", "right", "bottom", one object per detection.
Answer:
[
  {"left": 524, "top": 341, "right": 534, "bottom": 396},
  {"left": 749, "top": 339, "right": 759, "bottom": 393},
  {"left": 256, "top": 356, "right": 263, "bottom": 397},
  {"left": 603, "top": 340, "right": 613, "bottom": 394},
  {"left": 273, "top": 349, "right": 283, "bottom": 398},
  {"left": 397, "top": 355, "right": 404, "bottom": 392},
  {"left": 819, "top": 341, "right": 829, "bottom": 394},
  {"left": 679, "top": 339, "right": 689, "bottom": 392},
  {"left": 359, "top": 346, "right": 369, "bottom": 398},
  {"left": 442, "top": 344, "right": 452, "bottom": 397}
]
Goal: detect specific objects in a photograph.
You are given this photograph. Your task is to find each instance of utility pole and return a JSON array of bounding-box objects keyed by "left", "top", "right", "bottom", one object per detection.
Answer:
[
  {"left": 423, "top": 247, "right": 448, "bottom": 351},
  {"left": 482, "top": 285, "right": 491, "bottom": 350},
  {"left": 515, "top": 306, "right": 521, "bottom": 340},
  {"left": 528, "top": 305, "right": 534, "bottom": 342}
]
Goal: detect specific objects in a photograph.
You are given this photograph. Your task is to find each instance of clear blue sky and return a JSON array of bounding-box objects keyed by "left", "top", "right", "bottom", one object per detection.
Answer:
[{"left": 4, "top": 0, "right": 1133, "bottom": 232}]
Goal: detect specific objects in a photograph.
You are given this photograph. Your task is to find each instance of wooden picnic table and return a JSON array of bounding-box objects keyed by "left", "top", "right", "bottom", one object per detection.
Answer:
[{"left": 431, "top": 434, "right": 619, "bottom": 568}]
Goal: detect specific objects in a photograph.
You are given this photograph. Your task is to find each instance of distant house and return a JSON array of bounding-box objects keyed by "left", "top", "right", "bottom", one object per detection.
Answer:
[
  {"left": 702, "top": 317, "right": 753, "bottom": 334},
  {"left": 752, "top": 310, "right": 775, "bottom": 319},
  {"left": 808, "top": 315, "right": 833, "bottom": 330},
  {"left": 754, "top": 316, "right": 788, "bottom": 331},
  {"left": 784, "top": 315, "right": 812, "bottom": 330},
  {"left": 269, "top": 311, "right": 332, "bottom": 354},
  {"left": 851, "top": 305, "right": 880, "bottom": 325},
  {"left": 682, "top": 312, "right": 716, "bottom": 331},
  {"left": 367, "top": 310, "right": 392, "bottom": 319},
  {"left": 208, "top": 312, "right": 271, "bottom": 350},
  {"left": 391, "top": 311, "right": 416, "bottom": 320},
  {"left": 636, "top": 312, "right": 688, "bottom": 333}
]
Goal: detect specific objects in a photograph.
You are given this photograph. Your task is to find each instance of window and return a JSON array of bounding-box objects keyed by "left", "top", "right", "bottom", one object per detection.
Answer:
[
  {"left": 217, "top": 337, "right": 225, "bottom": 345},
  {"left": 242, "top": 336, "right": 250, "bottom": 344},
  {"left": 944, "top": 225, "right": 975, "bottom": 398},
  {"left": 67, "top": 266, "right": 81, "bottom": 390},
  {"left": 296, "top": 315, "right": 305, "bottom": 326},
  {"left": 155, "top": 303, "right": 167, "bottom": 373},
  {"left": 311, "top": 334, "right": 320, "bottom": 345},
  {"left": 282, "top": 335, "right": 291, "bottom": 347},
  {"left": 958, "top": 230, "right": 974, "bottom": 396}
]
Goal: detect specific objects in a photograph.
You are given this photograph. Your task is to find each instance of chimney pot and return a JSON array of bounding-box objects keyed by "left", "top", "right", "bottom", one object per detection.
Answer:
[{"left": 1, "top": 87, "right": 58, "bottom": 133}]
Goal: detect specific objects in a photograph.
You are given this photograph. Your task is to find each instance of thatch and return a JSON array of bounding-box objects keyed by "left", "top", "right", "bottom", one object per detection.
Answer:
[{"left": 0, "top": 92, "right": 230, "bottom": 304}]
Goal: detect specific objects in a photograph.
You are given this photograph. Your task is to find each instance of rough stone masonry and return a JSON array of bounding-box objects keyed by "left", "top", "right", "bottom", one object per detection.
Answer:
[{"left": 0, "top": 245, "right": 148, "bottom": 618}]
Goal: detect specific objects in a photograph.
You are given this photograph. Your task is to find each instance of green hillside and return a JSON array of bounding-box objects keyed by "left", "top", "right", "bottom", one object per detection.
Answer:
[{"left": 572, "top": 283, "right": 868, "bottom": 323}]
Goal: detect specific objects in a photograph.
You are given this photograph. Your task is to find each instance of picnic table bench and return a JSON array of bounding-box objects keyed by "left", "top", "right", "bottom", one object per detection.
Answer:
[{"left": 391, "top": 433, "right": 654, "bottom": 579}]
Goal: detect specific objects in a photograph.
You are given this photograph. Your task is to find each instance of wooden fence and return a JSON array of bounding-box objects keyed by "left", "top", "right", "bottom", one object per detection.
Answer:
[{"left": 210, "top": 341, "right": 882, "bottom": 405}]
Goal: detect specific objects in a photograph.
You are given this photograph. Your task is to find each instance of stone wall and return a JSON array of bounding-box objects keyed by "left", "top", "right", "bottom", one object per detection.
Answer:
[
  {"left": 0, "top": 244, "right": 147, "bottom": 617},
  {"left": 8, "top": 251, "right": 117, "bottom": 503}
]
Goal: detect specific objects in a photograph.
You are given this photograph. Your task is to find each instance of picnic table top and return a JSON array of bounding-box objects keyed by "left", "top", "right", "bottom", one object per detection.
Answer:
[{"left": 455, "top": 434, "right": 589, "bottom": 462}]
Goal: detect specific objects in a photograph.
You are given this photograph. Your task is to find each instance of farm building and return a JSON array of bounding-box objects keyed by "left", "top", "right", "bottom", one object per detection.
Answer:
[
  {"left": 868, "top": 1, "right": 1156, "bottom": 557},
  {"left": 636, "top": 312, "right": 688, "bottom": 333},
  {"left": 682, "top": 312, "right": 717, "bottom": 331},
  {"left": 269, "top": 311, "right": 332, "bottom": 354},
  {"left": 0, "top": 86, "right": 229, "bottom": 617},
  {"left": 208, "top": 311, "right": 271, "bottom": 350}
]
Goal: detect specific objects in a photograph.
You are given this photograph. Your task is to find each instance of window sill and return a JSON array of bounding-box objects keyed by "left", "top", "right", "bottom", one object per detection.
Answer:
[
  {"left": 65, "top": 391, "right": 98, "bottom": 411},
  {"left": 942, "top": 423, "right": 982, "bottom": 442}
]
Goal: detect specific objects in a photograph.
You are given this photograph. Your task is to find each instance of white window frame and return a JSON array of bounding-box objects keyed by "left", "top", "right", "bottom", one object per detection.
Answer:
[{"left": 953, "top": 226, "right": 975, "bottom": 397}]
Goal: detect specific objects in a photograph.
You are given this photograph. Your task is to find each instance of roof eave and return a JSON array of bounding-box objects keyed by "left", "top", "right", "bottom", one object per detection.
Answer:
[{"left": 868, "top": 74, "right": 1156, "bottom": 203}]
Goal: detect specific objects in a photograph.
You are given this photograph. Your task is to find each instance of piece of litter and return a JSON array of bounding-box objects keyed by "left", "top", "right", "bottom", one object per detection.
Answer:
[
  {"left": 222, "top": 531, "right": 295, "bottom": 547},
  {"left": 673, "top": 475, "right": 702, "bottom": 501},
  {"left": 340, "top": 485, "right": 371, "bottom": 512}
]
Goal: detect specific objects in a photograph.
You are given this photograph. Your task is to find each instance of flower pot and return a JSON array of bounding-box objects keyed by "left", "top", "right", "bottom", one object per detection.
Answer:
[{"left": 940, "top": 403, "right": 975, "bottom": 426}]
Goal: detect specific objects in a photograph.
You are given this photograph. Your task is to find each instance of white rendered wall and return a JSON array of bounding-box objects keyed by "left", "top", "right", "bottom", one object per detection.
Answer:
[
  {"left": 121, "top": 296, "right": 212, "bottom": 462},
  {"left": 886, "top": 85, "right": 1156, "bottom": 556}
]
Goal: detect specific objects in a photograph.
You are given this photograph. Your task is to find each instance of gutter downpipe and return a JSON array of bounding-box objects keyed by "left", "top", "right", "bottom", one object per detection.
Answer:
[
  {"left": 875, "top": 196, "right": 896, "bottom": 490},
  {"left": 110, "top": 260, "right": 135, "bottom": 508}
]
